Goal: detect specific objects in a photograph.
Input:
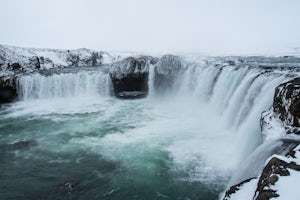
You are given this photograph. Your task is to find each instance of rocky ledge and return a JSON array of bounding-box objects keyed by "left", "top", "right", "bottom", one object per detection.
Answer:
[
  {"left": 0, "top": 44, "right": 186, "bottom": 101},
  {"left": 224, "top": 77, "right": 300, "bottom": 200},
  {"left": 109, "top": 56, "right": 157, "bottom": 99},
  {"left": 108, "top": 54, "right": 184, "bottom": 98}
]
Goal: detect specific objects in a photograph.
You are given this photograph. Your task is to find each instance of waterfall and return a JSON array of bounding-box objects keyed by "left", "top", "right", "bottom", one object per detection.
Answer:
[
  {"left": 14, "top": 59, "right": 296, "bottom": 182},
  {"left": 150, "top": 62, "right": 293, "bottom": 172},
  {"left": 16, "top": 71, "right": 112, "bottom": 100},
  {"left": 148, "top": 64, "right": 156, "bottom": 98}
]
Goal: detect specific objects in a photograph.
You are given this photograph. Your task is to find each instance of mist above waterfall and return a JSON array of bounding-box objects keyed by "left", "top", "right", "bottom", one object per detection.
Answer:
[{"left": 1, "top": 56, "right": 298, "bottom": 199}]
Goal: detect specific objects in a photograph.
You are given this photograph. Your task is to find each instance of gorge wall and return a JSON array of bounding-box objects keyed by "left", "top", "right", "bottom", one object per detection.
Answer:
[{"left": 1, "top": 44, "right": 300, "bottom": 200}]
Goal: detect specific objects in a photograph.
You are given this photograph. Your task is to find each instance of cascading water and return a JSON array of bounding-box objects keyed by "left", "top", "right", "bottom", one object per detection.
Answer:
[
  {"left": 149, "top": 62, "right": 294, "bottom": 182},
  {"left": 147, "top": 64, "right": 156, "bottom": 98},
  {"left": 0, "top": 57, "right": 298, "bottom": 200},
  {"left": 17, "top": 70, "right": 111, "bottom": 100}
]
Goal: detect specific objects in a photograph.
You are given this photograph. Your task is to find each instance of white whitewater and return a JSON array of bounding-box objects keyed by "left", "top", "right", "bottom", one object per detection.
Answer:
[
  {"left": 148, "top": 64, "right": 156, "bottom": 98},
  {"left": 17, "top": 71, "right": 111, "bottom": 100},
  {"left": 12, "top": 60, "right": 294, "bottom": 191},
  {"left": 157, "top": 63, "right": 292, "bottom": 183}
]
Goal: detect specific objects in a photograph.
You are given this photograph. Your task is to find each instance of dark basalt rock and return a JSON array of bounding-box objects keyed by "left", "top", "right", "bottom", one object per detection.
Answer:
[
  {"left": 9, "top": 62, "right": 22, "bottom": 70},
  {"left": 109, "top": 56, "right": 157, "bottom": 99},
  {"left": 29, "top": 56, "right": 41, "bottom": 69},
  {"left": 0, "top": 79, "right": 17, "bottom": 103},
  {"left": 110, "top": 72, "right": 149, "bottom": 99},
  {"left": 254, "top": 156, "right": 300, "bottom": 200},
  {"left": 273, "top": 77, "right": 300, "bottom": 128}
]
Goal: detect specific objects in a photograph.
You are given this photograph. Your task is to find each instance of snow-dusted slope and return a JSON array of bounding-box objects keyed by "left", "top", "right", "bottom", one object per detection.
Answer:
[
  {"left": 0, "top": 45, "right": 116, "bottom": 73},
  {"left": 224, "top": 144, "right": 300, "bottom": 200}
]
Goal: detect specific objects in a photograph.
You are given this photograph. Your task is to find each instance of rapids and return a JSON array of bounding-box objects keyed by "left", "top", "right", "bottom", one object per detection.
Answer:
[{"left": 0, "top": 58, "right": 298, "bottom": 200}]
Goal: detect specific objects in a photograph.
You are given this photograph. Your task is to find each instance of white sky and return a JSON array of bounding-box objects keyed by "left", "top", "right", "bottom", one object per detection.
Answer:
[{"left": 1, "top": 0, "right": 300, "bottom": 55}]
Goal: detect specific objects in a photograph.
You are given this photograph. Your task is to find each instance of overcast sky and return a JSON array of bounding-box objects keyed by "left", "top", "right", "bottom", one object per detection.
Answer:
[{"left": 1, "top": 0, "right": 300, "bottom": 55}]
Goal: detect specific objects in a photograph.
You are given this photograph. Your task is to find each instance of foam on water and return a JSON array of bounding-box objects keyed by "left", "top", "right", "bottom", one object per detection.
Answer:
[{"left": 0, "top": 60, "right": 296, "bottom": 199}]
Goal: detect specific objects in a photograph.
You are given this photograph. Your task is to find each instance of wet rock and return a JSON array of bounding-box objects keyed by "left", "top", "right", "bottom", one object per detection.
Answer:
[
  {"left": 0, "top": 78, "right": 17, "bottom": 103},
  {"left": 117, "top": 91, "right": 148, "bottom": 99},
  {"left": 109, "top": 56, "right": 156, "bottom": 99},
  {"left": 273, "top": 77, "right": 300, "bottom": 128},
  {"left": 110, "top": 72, "right": 149, "bottom": 99}
]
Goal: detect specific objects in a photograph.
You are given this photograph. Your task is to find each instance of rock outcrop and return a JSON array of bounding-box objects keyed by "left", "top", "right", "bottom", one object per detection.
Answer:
[
  {"left": 273, "top": 78, "right": 300, "bottom": 129},
  {"left": 0, "top": 45, "right": 186, "bottom": 100},
  {"left": 254, "top": 153, "right": 300, "bottom": 200},
  {"left": 109, "top": 56, "right": 157, "bottom": 99}
]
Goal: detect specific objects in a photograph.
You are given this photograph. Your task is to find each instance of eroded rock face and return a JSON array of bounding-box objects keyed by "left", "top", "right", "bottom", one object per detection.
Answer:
[
  {"left": 0, "top": 78, "right": 17, "bottom": 103},
  {"left": 109, "top": 56, "right": 157, "bottom": 99},
  {"left": 273, "top": 77, "right": 300, "bottom": 128}
]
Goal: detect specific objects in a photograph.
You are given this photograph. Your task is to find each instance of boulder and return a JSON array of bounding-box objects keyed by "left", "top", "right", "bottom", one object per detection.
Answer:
[
  {"left": 109, "top": 56, "right": 157, "bottom": 99},
  {"left": 273, "top": 77, "right": 300, "bottom": 128}
]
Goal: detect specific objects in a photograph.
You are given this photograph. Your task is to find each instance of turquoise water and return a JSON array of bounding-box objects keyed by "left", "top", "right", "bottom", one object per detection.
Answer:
[{"left": 0, "top": 97, "right": 228, "bottom": 200}]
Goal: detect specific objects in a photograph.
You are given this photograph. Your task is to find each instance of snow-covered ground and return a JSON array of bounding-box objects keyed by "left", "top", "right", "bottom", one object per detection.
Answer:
[{"left": 0, "top": 44, "right": 117, "bottom": 68}]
